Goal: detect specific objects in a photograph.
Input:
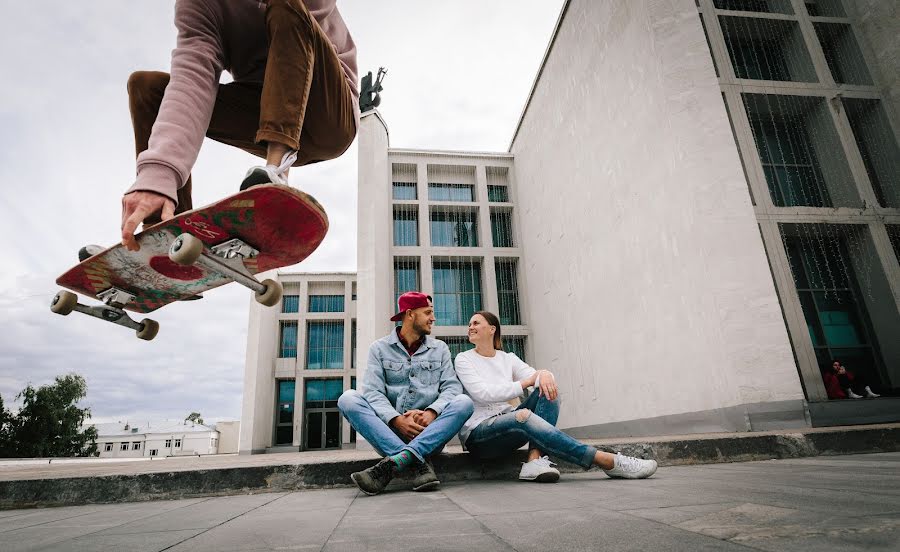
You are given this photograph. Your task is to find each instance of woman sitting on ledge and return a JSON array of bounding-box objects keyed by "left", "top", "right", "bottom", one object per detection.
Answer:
[{"left": 454, "top": 311, "right": 658, "bottom": 482}]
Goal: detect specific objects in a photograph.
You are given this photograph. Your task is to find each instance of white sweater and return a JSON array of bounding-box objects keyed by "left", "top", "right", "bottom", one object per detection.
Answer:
[{"left": 454, "top": 349, "right": 537, "bottom": 445}]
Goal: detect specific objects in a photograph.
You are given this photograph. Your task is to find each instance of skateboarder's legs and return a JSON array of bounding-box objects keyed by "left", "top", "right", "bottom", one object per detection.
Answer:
[{"left": 127, "top": 0, "right": 356, "bottom": 224}]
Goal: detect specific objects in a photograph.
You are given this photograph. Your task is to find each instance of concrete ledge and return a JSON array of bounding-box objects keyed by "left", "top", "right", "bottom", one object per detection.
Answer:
[{"left": 1, "top": 423, "right": 898, "bottom": 510}]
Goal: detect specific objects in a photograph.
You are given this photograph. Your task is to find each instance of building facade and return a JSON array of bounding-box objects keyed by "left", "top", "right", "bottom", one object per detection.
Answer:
[
  {"left": 95, "top": 421, "right": 219, "bottom": 459},
  {"left": 240, "top": 273, "right": 358, "bottom": 454},
  {"left": 241, "top": 0, "right": 898, "bottom": 452}
]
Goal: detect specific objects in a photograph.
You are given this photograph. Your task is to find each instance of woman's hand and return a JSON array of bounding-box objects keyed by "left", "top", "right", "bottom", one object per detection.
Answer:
[{"left": 536, "top": 370, "right": 558, "bottom": 401}]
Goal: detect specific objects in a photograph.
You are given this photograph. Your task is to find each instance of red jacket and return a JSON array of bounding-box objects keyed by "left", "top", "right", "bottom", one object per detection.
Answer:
[{"left": 822, "top": 371, "right": 854, "bottom": 400}]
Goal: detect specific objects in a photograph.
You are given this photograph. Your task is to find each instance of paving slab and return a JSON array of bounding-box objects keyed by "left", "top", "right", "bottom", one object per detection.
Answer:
[{"left": 0, "top": 452, "right": 898, "bottom": 551}]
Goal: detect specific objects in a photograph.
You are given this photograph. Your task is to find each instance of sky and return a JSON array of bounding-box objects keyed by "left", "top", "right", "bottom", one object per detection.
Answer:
[{"left": 0, "top": 0, "right": 563, "bottom": 425}]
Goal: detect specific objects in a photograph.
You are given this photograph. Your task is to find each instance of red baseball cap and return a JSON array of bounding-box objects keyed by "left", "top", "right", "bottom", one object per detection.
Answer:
[{"left": 390, "top": 292, "right": 433, "bottom": 321}]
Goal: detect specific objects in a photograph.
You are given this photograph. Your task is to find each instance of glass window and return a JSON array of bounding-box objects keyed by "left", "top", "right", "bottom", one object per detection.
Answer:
[
  {"left": 491, "top": 210, "right": 514, "bottom": 247},
  {"left": 842, "top": 98, "right": 900, "bottom": 208},
  {"left": 392, "top": 182, "right": 417, "bottom": 200},
  {"left": 351, "top": 320, "right": 357, "bottom": 369},
  {"left": 441, "top": 336, "right": 474, "bottom": 362},
  {"left": 433, "top": 260, "right": 482, "bottom": 326},
  {"left": 275, "top": 380, "right": 295, "bottom": 445},
  {"left": 719, "top": 16, "right": 815, "bottom": 82},
  {"left": 104, "top": 443, "right": 112, "bottom": 452},
  {"left": 743, "top": 93, "right": 856, "bottom": 208},
  {"left": 132, "top": 442, "right": 141, "bottom": 450},
  {"left": 428, "top": 183, "right": 475, "bottom": 202},
  {"left": 504, "top": 336, "right": 527, "bottom": 362},
  {"left": 487, "top": 185, "right": 509, "bottom": 202},
  {"left": 165, "top": 439, "right": 172, "bottom": 448},
  {"left": 804, "top": 0, "right": 844, "bottom": 17},
  {"left": 714, "top": 0, "right": 793, "bottom": 14},
  {"left": 495, "top": 259, "right": 522, "bottom": 325},
  {"left": 305, "top": 379, "right": 344, "bottom": 409},
  {"left": 781, "top": 226, "right": 886, "bottom": 387},
  {"left": 120, "top": 443, "right": 128, "bottom": 451},
  {"left": 393, "top": 207, "right": 419, "bottom": 246},
  {"left": 813, "top": 23, "right": 872, "bottom": 85},
  {"left": 175, "top": 439, "right": 181, "bottom": 448},
  {"left": 281, "top": 295, "right": 299, "bottom": 313},
  {"left": 308, "top": 295, "right": 345, "bottom": 312},
  {"left": 430, "top": 208, "right": 478, "bottom": 247},
  {"left": 306, "top": 321, "right": 344, "bottom": 369},
  {"left": 279, "top": 321, "right": 298, "bottom": 358},
  {"left": 394, "top": 258, "right": 420, "bottom": 307},
  {"left": 150, "top": 449, "right": 157, "bottom": 456}
]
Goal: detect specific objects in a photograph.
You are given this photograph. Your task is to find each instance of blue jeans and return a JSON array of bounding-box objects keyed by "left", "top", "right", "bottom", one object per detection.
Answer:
[
  {"left": 464, "top": 392, "right": 597, "bottom": 469},
  {"left": 338, "top": 390, "right": 474, "bottom": 463}
]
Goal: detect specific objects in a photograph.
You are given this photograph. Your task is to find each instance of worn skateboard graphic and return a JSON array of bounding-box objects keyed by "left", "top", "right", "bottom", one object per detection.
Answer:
[{"left": 51, "top": 184, "right": 328, "bottom": 340}]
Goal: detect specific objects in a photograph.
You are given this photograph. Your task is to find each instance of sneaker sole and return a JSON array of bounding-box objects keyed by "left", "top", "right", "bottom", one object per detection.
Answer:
[
  {"left": 412, "top": 480, "right": 441, "bottom": 492},
  {"left": 350, "top": 472, "right": 383, "bottom": 496},
  {"left": 519, "top": 471, "right": 560, "bottom": 483}
]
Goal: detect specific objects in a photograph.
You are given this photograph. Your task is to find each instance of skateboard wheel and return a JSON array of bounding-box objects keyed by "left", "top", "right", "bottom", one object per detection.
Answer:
[
  {"left": 137, "top": 319, "right": 159, "bottom": 341},
  {"left": 169, "top": 234, "right": 203, "bottom": 266},
  {"left": 51, "top": 291, "right": 77, "bottom": 315},
  {"left": 255, "top": 278, "right": 283, "bottom": 307}
]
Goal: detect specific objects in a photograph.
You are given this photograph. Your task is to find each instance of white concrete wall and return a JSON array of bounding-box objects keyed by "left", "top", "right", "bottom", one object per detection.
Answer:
[
  {"left": 509, "top": 0, "right": 803, "bottom": 432},
  {"left": 215, "top": 421, "right": 240, "bottom": 454},
  {"left": 356, "top": 111, "right": 394, "bottom": 379}
]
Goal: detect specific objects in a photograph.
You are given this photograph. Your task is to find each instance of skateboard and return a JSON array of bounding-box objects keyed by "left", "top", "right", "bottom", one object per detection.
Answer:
[{"left": 50, "top": 184, "right": 328, "bottom": 341}]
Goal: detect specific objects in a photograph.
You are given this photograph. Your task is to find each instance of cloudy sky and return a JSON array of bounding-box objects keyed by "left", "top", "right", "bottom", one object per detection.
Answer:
[{"left": 0, "top": 0, "right": 563, "bottom": 425}]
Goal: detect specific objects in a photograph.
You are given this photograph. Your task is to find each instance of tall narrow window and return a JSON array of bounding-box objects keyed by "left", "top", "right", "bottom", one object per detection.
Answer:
[
  {"left": 279, "top": 321, "right": 298, "bottom": 358},
  {"left": 433, "top": 259, "right": 482, "bottom": 326},
  {"left": 842, "top": 98, "right": 900, "bottom": 208},
  {"left": 275, "top": 380, "right": 295, "bottom": 445},
  {"left": 495, "top": 259, "right": 522, "bottom": 325},
  {"left": 504, "top": 336, "right": 527, "bottom": 362},
  {"left": 814, "top": 23, "right": 872, "bottom": 85},
  {"left": 394, "top": 258, "right": 421, "bottom": 307},
  {"left": 306, "top": 321, "right": 344, "bottom": 369},
  {"left": 393, "top": 206, "right": 419, "bottom": 246},
  {"left": 281, "top": 295, "right": 299, "bottom": 313},
  {"left": 491, "top": 209, "right": 514, "bottom": 248}
]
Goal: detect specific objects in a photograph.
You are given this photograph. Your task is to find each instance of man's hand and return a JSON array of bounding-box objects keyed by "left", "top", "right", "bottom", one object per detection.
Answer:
[
  {"left": 390, "top": 411, "right": 425, "bottom": 440},
  {"left": 121, "top": 191, "right": 175, "bottom": 251},
  {"left": 412, "top": 409, "right": 437, "bottom": 427}
]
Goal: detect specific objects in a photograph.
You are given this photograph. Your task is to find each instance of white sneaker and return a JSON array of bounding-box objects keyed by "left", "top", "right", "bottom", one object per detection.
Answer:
[
  {"left": 519, "top": 456, "right": 560, "bottom": 483},
  {"left": 240, "top": 149, "right": 298, "bottom": 190},
  {"left": 604, "top": 453, "right": 658, "bottom": 479},
  {"left": 847, "top": 389, "right": 863, "bottom": 399},
  {"left": 865, "top": 386, "right": 880, "bottom": 398}
]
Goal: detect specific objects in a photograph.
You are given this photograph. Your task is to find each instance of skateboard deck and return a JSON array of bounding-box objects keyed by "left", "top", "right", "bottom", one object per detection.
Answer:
[{"left": 55, "top": 184, "right": 328, "bottom": 314}]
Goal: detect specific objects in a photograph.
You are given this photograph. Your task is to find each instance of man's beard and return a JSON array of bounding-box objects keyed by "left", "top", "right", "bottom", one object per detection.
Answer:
[{"left": 413, "top": 320, "right": 432, "bottom": 336}]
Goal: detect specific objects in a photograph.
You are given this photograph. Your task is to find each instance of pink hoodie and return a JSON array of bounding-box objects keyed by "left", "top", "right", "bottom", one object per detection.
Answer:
[{"left": 128, "top": 0, "right": 359, "bottom": 204}]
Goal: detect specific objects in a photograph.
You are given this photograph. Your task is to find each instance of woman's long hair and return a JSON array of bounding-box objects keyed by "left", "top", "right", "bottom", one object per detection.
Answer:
[{"left": 475, "top": 311, "right": 503, "bottom": 350}]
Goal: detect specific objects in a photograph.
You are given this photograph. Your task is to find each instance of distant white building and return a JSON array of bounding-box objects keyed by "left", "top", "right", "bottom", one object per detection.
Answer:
[{"left": 94, "top": 420, "right": 219, "bottom": 458}]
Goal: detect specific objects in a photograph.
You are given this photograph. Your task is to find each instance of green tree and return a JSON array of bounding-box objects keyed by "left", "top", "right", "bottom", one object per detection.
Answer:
[
  {"left": 1, "top": 374, "right": 98, "bottom": 458},
  {"left": 186, "top": 412, "right": 204, "bottom": 425},
  {"left": 0, "top": 394, "right": 15, "bottom": 457}
]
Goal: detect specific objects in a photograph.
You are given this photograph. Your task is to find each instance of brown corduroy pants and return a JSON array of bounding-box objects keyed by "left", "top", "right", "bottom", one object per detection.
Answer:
[{"left": 128, "top": 0, "right": 356, "bottom": 217}]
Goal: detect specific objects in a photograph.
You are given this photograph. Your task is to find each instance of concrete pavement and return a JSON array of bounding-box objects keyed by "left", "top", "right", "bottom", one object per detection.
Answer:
[{"left": 0, "top": 452, "right": 897, "bottom": 551}]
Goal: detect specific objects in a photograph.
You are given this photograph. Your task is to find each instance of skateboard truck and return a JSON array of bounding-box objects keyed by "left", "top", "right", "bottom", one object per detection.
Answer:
[
  {"left": 168, "top": 234, "right": 282, "bottom": 306},
  {"left": 50, "top": 288, "right": 159, "bottom": 341}
]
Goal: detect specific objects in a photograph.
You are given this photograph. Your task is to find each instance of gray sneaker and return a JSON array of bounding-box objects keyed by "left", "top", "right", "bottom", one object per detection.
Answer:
[
  {"left": 412, "top": 459, "right": 440, "bottom": 492},
  {"left": 351, "top": 457, "right": 396, "bottom": 496}
]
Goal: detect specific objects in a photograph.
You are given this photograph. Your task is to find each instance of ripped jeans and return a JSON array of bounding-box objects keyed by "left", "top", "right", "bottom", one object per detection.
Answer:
[{"left": 464, "top": 392, "right": 597, "bottom": 469}]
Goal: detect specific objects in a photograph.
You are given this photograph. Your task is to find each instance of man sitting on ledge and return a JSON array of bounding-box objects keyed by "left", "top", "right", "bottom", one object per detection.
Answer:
[{"left": 338, "top": 292, "right": 474, "bottom": 495}]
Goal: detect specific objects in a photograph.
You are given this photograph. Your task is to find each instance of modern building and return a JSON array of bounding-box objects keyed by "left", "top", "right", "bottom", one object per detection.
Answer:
[
  {"left": 240, "top": 273, "right": 358, "bottom": 454},
  {"left": 94, "top": 420, "right": 219, "bottom": 458},
  {"left": 240, "top": 0, "right": 899, "bottom": 453}
]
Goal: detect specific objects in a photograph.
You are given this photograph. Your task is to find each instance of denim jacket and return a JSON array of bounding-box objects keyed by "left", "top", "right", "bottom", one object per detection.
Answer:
[{"left": 362, "top": 330, "right": 463, "bottom": 425}]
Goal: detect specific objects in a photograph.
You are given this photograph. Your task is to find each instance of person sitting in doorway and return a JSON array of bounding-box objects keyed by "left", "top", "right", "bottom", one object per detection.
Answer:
[
  {"left": 822, "top": 360, "right": 880, "bottom": 400},
  {"left": 454, "top": 311, "right": 658, "bottom": 482}
]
